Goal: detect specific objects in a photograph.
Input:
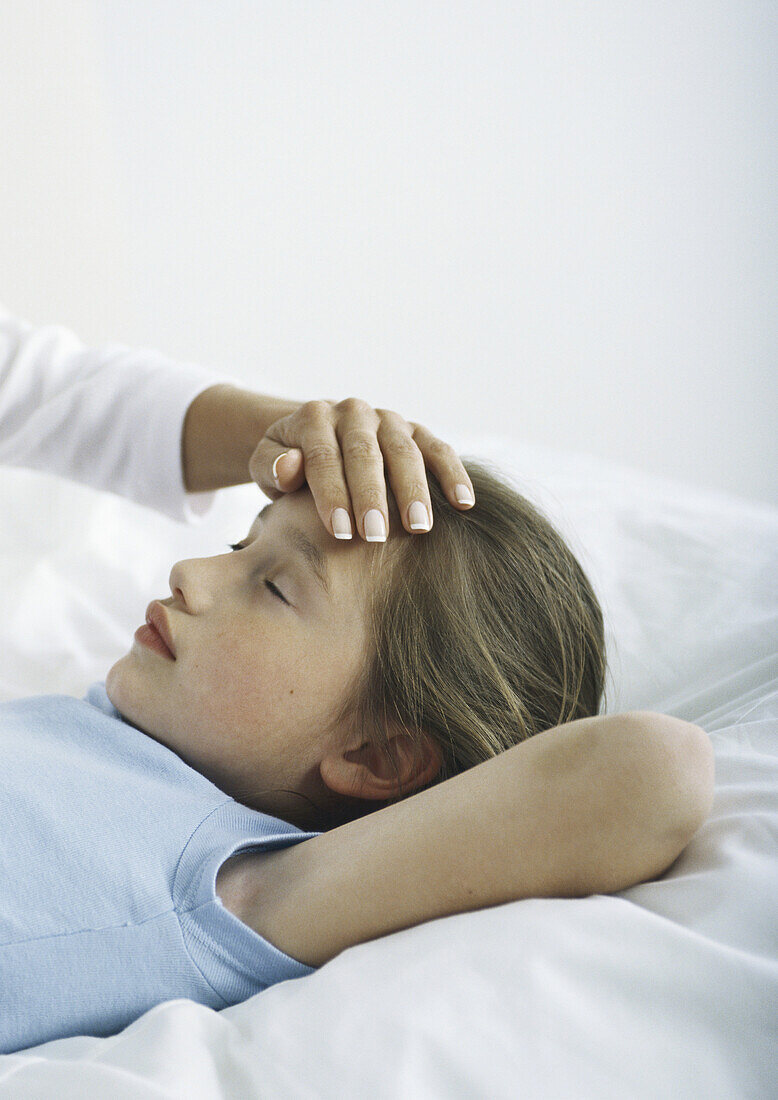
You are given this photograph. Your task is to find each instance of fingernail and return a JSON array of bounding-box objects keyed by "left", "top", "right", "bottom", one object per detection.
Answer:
[
  {"left": 455, "top": 484, "right": 474, "bottom": 506},
  {"left": 332, "top": 508, "right": 353, "bottom": 539},
  {"left": 272, "top": 452, "right": 289, "bottom": 491},
  {"left": 364, "top": 509, "right": 387, "bottom": 542},
  {"left": 408, "top": 500, "right": 430, "bottom": 531}
]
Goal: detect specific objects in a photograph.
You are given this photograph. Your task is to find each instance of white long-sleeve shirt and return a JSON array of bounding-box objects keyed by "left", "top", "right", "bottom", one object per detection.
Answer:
[{"left": 0, "top": 304, "right": 239, "bottom": 524}]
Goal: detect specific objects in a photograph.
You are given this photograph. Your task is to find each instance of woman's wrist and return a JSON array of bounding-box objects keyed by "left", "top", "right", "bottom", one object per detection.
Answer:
[{"left": 181, "top": 383, "right": 303, "bottom": 493}]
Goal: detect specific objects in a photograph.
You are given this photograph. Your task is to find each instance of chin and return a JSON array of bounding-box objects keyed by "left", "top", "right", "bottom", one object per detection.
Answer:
[
  {"left": 105, "top": 654, "right": 127, "bottom": 697},
  {"left": 105, "top": 658, "right": 136, "bottom": 721},
  {"left": 104, "top": 662, "right": 119, "bottom": 702}
]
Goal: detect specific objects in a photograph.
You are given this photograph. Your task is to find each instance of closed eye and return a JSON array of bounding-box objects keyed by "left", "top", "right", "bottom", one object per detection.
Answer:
[
  {"left": 263, "top": 579, "right": 289, "bottom": 604},
  {"left": 227, "top": 543, "right": 289, "bottom": 605}
]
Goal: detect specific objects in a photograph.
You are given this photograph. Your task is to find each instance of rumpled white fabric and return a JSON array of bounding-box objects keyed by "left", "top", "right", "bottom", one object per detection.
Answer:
[{"left": 0, "top": 418, "right": 775, "bottom": 1093}]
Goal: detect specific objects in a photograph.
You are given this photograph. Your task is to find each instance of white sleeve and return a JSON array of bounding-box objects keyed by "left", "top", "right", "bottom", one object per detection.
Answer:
[{"left": 0, "top": 305, "right": 245, "bottom": 525}]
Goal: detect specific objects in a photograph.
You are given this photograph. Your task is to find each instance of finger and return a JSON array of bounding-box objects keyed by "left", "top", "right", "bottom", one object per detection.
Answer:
[
  {"left": 249, "top": 441, "right": 305, "bottom": 500},
  {"left": 333, "top": 399, "right": 390, "bottom": 542},
  {"left": 374, "top": 411, "right": 433, "bottom": 535},
  {"left": 408, "top": 423, "right": 475, "bottom": 510},
  {"left": 249, "top": 403, "right": 359, "bottom": 540},
  {"left": 271, "top": 449, "right": 304, "bottom": 492},
  {"left": 248, "top": 398, "right": 333, "bottom": 498},
  {"left": 291, "top": 404, "right": 361, "bottom": 541}
]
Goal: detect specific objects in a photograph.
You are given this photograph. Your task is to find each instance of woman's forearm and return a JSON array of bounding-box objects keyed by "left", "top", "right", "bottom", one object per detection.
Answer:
[
  {"left": 181, "top": 383, "right": 303, "bottom": 493},
  {"left": 240, "top": 711, "right": 714, "bottom": 968}
]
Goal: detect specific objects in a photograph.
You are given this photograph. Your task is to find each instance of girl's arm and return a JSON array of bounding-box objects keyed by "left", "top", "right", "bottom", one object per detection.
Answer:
[{"left": 231, "top": 711, "right": 714, "bottom": 969}]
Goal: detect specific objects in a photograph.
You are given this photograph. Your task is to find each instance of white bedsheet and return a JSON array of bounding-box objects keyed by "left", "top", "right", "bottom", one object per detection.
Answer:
[{"left": 0, "top": 435, "right": 775, "bottom": 1099}]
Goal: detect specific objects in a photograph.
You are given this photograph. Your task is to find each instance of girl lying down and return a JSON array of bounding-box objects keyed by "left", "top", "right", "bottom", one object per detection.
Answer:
[{"left": 0, "top": 311, "right": 715, "bottom": 1053}]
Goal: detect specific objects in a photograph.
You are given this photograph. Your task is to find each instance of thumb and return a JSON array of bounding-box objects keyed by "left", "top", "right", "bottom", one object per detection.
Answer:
[{"left": 271, "top": 448, "right": 304, "bottom": 492}]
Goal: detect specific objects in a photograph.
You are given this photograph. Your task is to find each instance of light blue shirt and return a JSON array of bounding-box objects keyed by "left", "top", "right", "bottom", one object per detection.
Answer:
[{"left": 0, "top": 683, "right": 321, "bottom": 1054}]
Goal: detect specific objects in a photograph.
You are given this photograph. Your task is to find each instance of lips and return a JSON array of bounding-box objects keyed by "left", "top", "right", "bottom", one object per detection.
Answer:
[{"left": 145, "top": 601, "right": 177, "bottom": 659}]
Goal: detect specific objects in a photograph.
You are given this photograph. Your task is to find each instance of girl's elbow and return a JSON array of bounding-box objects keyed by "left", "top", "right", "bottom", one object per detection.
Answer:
[
  {"left": 659, "top": 719, "right": 715, "bottom": 844},
  {"left": 631, "top": 711, "right": 716, "bottom": 843}
]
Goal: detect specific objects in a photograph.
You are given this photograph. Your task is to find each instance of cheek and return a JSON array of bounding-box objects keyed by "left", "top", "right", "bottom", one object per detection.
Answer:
[{"left": 184, "top": 633, "right": 291, "bottom": 713}]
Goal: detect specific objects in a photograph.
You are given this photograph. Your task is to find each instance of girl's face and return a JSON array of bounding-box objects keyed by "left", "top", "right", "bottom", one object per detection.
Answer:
[{"left": 106, "top": 488, "right": 399, "bottom": 825}]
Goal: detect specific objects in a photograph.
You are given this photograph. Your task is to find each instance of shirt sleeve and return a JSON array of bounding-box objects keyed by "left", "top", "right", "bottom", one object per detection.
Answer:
[{"left": 0, "top": 304, "right": 246, "bottom": 525}]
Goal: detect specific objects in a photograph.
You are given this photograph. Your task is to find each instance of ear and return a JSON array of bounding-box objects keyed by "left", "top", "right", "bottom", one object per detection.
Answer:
[{"left": 319, "top": 730, "right": 444, "bottom": 803}]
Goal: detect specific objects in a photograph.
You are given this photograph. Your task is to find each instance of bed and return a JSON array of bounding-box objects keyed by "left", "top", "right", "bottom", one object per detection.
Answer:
[{"left": 0, "top": 431, "right": 775, "bottom": 1099}]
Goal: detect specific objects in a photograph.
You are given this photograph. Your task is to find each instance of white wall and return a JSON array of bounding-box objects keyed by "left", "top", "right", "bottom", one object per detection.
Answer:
[{"left": 1, "top": 1, "right": 775, "bottom": 506}]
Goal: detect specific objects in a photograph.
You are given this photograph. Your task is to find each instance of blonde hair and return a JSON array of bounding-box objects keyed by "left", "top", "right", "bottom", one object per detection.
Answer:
[{"left": 309, "top": 457, "right": 608, "bottom": 830}]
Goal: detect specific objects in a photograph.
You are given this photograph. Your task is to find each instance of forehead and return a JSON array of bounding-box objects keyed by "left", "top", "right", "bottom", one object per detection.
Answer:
[
  {"left": 251, "top": 488, "right": 403, "bottom": 594},
  {"left": 252, "top": 486, "right": 405, "bottom": 542}
]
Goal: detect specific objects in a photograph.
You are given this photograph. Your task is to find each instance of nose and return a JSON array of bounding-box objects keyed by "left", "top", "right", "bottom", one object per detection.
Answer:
[
  {"left": 168, "top": 559, "right": 190, "bottom": 609},
  {"left": 168, "top": 548, "right": 234, "bottom": 611},
  {"left": 168, "top": 557, "right": 214, "bottom": 610}
]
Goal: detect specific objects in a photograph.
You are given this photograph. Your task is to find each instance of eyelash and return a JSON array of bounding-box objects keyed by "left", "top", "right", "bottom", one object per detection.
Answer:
[{"left": 227, "top": 543, "right": 289, "bottom": 604}]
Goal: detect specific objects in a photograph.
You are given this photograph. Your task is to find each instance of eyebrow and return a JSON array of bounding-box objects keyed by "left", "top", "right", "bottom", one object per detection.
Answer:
[{"left": 254, "top": 502, "right": 332, "bottom": 598}]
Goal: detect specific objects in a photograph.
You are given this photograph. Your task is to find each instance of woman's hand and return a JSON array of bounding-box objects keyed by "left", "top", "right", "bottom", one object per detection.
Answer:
[{"left": 248, "top": 398, "right": 476, "bottom": 542}]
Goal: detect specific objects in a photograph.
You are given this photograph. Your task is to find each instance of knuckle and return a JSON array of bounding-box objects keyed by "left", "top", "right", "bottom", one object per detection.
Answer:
[
  {"left": 300, "top": 399, "right": 332, "bottom": 420},
  {"left": 409, "top": 420, "right": 429, "bottom": 438},
  {"left": 376, "top": 407, "right": 410, "bottom": 427},
  {"left": 303, "top": 441, "right": 341, "bottom": 468},
  {"left": 384, "top": 433, "right": 419, "bottom": 460},
  {"left": 342, "top": 430, "right": 381, "bottom": 462},
  {"left": 337, "top": 396, "right": 372, "bottom": 416}
]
